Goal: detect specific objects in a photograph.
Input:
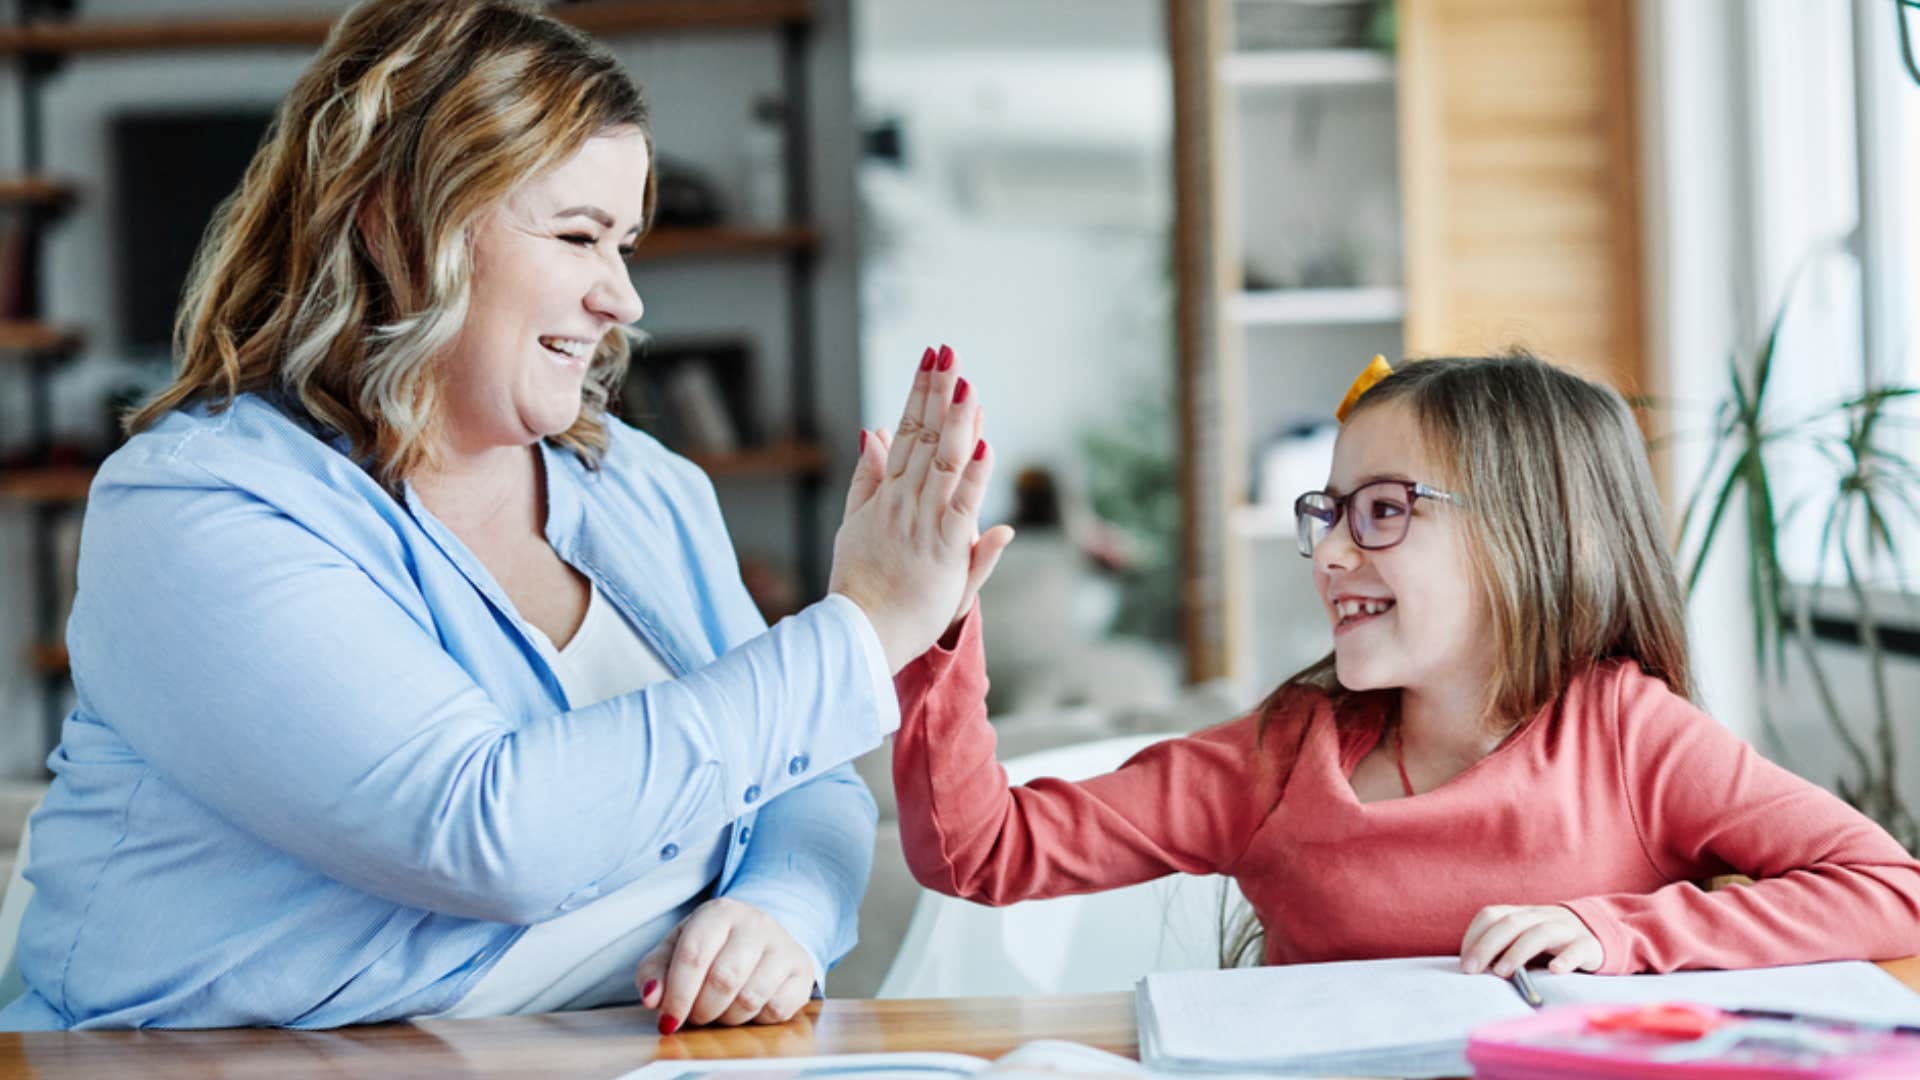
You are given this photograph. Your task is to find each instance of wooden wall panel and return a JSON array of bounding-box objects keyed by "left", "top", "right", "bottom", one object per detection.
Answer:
[
  {"left": 1398, "top": 0, "right": 1646, "bottom": 395},
  {"left": 1170, "top": 0, "right": 1234, "bottom": 683}
]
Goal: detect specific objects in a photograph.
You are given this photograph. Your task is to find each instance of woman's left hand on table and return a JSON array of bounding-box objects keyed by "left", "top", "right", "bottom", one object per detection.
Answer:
[{"left": 634, "top": 897, "right": 815, "bottom": 1031}]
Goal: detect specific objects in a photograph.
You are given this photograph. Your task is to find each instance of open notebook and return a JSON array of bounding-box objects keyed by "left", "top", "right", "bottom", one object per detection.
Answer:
[{"left": 1136, "top": 956, "right": 1920, "bottom": 1078}]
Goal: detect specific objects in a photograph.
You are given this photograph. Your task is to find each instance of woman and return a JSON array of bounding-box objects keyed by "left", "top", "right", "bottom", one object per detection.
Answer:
[{"left": 0, "top": 0, "right": 1010, "bottom": 1031}]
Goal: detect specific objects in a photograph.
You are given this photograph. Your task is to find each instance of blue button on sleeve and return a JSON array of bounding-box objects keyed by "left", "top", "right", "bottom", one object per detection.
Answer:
[
  {"left": 744, "top": 784, "right": 761, "bottom": 804},
  {"left": 787, "top": 754, "right": 809, "bottom": 776}
]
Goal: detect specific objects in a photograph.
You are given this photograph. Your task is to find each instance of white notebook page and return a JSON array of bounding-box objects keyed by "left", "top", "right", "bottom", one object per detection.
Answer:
[
  {"left": 1139, "top": 957, "right": 1532, "bottom": 1066},
  {"left": 1538, "top": 960, "right": 1920, "bottom": 1026}
]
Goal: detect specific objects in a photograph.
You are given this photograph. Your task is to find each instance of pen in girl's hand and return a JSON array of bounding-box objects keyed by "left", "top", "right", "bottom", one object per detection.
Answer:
[{"left": 1507, "top": 966, "right": 1544, "bottom": 1008}]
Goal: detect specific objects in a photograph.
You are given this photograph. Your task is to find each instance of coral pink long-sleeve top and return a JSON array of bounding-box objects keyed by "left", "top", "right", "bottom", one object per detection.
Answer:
[{"left": 892, "top": 610, "right": 1920, "bottom": 974}]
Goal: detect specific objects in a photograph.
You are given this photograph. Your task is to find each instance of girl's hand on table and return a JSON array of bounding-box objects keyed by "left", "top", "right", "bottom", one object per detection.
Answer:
[{"left": 1459, "top": 903, "right": 1604, "bottom": 977}]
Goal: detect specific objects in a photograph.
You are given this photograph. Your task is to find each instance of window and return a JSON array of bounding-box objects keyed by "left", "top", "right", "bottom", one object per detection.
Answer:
[{"left": 1742, "top": 0, "right": 1918, "bottom": 591}]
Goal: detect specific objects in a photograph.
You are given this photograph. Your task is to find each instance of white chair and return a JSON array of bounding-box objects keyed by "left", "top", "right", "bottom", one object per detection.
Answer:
[
  {"left": 0, "top": 810, "right": 34, "bottom": 1007},
  {"left": 877, "top": 732, "right": 1245, "bottom": 998}
]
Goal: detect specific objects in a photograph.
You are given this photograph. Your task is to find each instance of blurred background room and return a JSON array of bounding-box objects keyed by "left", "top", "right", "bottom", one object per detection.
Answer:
[{"left": 0, "top": 0, "right": 1918, "bottom": 1001}]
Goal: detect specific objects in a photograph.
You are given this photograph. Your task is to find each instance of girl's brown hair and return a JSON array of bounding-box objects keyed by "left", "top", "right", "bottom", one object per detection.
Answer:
[{"left": 125, "top": 0, "right": 655, "bottom": 488}]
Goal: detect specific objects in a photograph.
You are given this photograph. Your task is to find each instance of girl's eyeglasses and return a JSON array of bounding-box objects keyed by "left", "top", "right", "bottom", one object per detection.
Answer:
[{"left": 1293, "top": 479, "right": 1466, "bottom": 558}]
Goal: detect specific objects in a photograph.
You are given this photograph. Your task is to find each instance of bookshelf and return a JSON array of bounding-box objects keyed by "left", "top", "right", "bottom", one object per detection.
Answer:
[
  {"left": 0, "top": 177, "right": 76, "bottom": 207},
  {"left": 1220, "top": 48, "right": 1394, "bottom": 89},
  {"left": 630, "top": 225, "right": 818, "bottom": 263},
  {"left": 0, "top": 2, "right": 813, "bottom": 53},
  {"left": 1230, "top": 287, "right": 1405, "bottom": 327},
  {"left": 0, "top": 322, "right": 83, "bottom": 355},
  {"left": 2, "top": 0, "right": 832, "bottom": 759},
  {"left": 0, "top": 467, "right": 91, "bottom": 506},
  {"left": 27, "top": 643, "right": 66, "bottom": 678},
  {"left": 689, "top": 442, "right": 827, "bottom": 478},
  {"left": 1170, "top": 0, "right": 1649, "bottom": 683}
]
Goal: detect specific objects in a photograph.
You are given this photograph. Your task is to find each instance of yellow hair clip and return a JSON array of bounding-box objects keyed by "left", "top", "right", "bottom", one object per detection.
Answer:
[{"left": 1335, "top": 354, "right": 1393, "bottom": 423}]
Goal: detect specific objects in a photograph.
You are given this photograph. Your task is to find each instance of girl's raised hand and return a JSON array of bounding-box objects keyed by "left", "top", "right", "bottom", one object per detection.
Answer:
[{"left": 1458, "top": 903, "right": 1604, "bottom": 977}]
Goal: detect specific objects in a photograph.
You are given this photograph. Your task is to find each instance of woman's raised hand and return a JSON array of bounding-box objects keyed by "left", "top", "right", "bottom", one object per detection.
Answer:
[{"left": 829, "top": 344, "right": 1011, "bottom": 673}]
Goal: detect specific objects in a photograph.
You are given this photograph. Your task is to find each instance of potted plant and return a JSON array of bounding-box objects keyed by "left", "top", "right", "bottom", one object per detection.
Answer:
[{"left": 1669, "top": 246, "right": 1920, "bottom": 851}]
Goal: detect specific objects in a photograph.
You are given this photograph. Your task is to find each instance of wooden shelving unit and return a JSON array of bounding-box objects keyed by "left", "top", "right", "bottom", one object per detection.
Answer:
[
  {"left": 0, "top": 466, "right": 93, "bottom": 506},
  {"left": 0, "top": 321, "right": 83, "bottom": 355},
  {"left": 1221, "top": 49, "right": 1394, "bottom": 89},
  {"left": 0, "top": 1, "right": 811, "bottom": 54},
  {"left": 0, "top": 176, "right": 76, "bottom": 208},
  {"left": 689, "top": 440, "right": 825, "bottom": 478},
  {"left": 27, "top": 642, "right": 67, "bottom": 678},
  {"left": 1231, "top": 287, "right": 1406, "bottom": 327},
  {"left": 631, "top": 226, "right": 817, "bottom": 263}
]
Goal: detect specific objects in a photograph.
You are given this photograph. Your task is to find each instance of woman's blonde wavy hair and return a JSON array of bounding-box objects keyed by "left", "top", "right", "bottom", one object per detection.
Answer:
[
  {"left": 1220, "top": 351, "right": 1695, "bottom": 968},
  {"left": 125, "top": 0, "right": 656, "bottom": 489}
]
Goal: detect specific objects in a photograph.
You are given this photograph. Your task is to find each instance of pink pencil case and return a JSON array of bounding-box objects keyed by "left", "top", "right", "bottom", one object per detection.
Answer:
[{"left": 1466, "top": 1003, "right": 1920, "bottom": 1079}]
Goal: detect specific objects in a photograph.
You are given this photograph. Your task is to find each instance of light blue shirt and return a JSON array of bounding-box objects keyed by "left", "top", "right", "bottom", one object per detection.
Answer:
[{"left": 0, "top": 394, "right": 897, "bottom": 1030}]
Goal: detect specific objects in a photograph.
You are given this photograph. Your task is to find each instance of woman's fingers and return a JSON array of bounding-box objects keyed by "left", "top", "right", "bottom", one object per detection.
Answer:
[
  {"left": 686, "top": 929, "right": 769, "bottom": 1027},
  {"left": 716, "top": 952, "right": 804, "bottom": 1026},
  {"left": 841, "top": 428, "right": 887, "bottom": 519},
  {"left": 654, "top": 902, "right": 739, "bottom": 1033},
  {"left": 903, "top": 345, "right": 961, "bottom": 488},
  {"left": 917, "top": 375, "right": 979, "bottom": 518},
  {"left": 755, "top": 975, "right": 813, "bottom": 1024},
  {"left": 633, "top": 926, "right": 679, "bottom": 1012},
  {"left": 939, "top": 433, "right": 994, "bottom": 547},
  {"left": 642, "top": 898, "right": 820, "bottom": 1032},
  {"left": 823, "top": 345, "right": 987, "bottom": 671},
  {"left": 886, "top": 347, "right": 938, "bottom": 479}
]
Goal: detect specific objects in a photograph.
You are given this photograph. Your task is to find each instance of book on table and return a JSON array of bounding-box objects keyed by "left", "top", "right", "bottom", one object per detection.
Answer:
[
  {"left": 618, "top": 1039, "right": 1145, "bottom": 1080},
  {"left": 1135, "top": 956, "right": 1920, "bottom": 1079}
]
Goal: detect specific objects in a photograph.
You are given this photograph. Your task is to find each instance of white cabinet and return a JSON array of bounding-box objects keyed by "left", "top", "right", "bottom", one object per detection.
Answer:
[{"left": 1219, "top": 40, "right": 1403, "bottom": 690}]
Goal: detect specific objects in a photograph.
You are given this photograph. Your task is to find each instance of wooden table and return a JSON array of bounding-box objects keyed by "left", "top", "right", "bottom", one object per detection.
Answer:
[
  {"left": 0, "top": 993, "right": 1137, "bottom": 1078},
  {"left": 4, "top": 958, "right": 1918, "bottom": 1079}
]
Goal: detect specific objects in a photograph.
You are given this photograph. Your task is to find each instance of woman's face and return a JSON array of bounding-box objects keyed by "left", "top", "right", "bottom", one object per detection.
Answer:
[
  {"left": 437, "top": 126, "right": 649, "bottom": 455},
  {"left": 1311, "top": 401, "right": 1492, "bottom": 700}
]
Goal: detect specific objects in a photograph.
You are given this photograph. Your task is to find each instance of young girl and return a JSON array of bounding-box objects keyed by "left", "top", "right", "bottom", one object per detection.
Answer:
[{"left": 883, "top": 353, "right": 1920, "bottom": 978}]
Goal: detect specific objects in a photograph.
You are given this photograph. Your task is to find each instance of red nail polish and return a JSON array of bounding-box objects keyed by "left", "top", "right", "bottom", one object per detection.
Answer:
[
  {"left": 973, "top": 439, "right": 986, "bottom": 461},
  {"left": 919, "top": 347, "right": 936, "bottom": 371},
  {"left": 658, "top": 1014, "right": 681, "bottom": 1036},
  {"left": 937, "top": 344, "right": 954, "bottom": 371},
  {"left": 642, "top": 979, "right": 658, "bottom": 1000},
  {"left": 858, "top": 430, "right": 867, "bottom": 454},
  {"left": 954, "top": 378, "right": 970, "bottom": 403}
]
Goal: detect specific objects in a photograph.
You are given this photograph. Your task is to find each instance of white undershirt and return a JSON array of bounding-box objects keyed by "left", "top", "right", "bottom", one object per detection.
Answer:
[{"left": 435, "top": 584, "right": 729, "bottom": 1017}]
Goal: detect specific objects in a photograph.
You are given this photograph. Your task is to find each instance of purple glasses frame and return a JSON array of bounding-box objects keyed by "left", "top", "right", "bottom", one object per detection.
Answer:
[{"left": 1292, "top": 479, "right": 1466, "bottom": 558}]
